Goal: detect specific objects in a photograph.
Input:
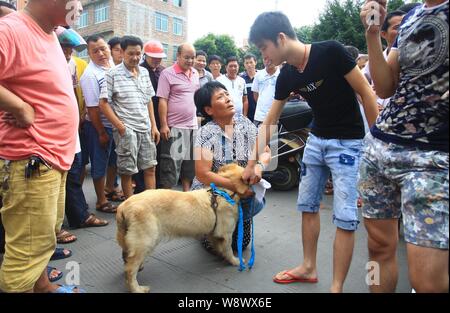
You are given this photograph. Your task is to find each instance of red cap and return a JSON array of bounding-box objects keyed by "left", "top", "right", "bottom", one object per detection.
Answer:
[{"left": 144, "top": 40, "right": 167, "bottom": 58}]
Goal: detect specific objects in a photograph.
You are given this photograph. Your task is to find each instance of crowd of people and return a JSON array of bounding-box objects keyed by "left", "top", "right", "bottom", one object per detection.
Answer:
[{"left": 0, "top": 0, "right": 448, "bottom": 293}]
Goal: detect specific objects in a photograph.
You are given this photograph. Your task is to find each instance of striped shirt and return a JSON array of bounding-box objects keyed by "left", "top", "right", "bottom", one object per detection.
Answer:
[
  {"left": 101, "top": 63, "right": 155, "bottom": 132},
  {"left": 80, "top": 61, "right": 113, "bottom": 128}
]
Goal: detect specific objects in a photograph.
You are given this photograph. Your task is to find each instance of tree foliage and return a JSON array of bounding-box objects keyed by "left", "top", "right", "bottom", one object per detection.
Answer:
[
  {"left": 193, "top": 33, "right": 239, "bottom": 61},
  {"left": 295, "top": 25, "right": 313, "bottom": 44},
  {"left": 310, "top": 0, "right": 367, "bottom": 52}
]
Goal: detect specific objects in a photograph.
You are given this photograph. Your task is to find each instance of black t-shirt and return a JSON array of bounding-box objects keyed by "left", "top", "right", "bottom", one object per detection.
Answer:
[{"left": 275, "top": 41, "right": 364, "bottom": 139}]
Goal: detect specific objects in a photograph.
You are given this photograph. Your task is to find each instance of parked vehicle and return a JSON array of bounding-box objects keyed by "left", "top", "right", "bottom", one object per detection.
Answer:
[{"left": 263, "top": 99, "right": 313, "bottom": 191}]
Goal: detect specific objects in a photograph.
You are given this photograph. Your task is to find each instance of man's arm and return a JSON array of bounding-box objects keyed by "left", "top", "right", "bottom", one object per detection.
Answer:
[
  {"left": 158, "top": 97, "right": 170, "bottom": 141},
  {"left": 147, "top": 99, "right": 160, "bottom": 145},
  {"left": 99, "top": 99, "right": 125, "bottom": 136},
  {"left": 345, "top": 66, "right": 379, "bottom": 127},
  {"left": 361, "top": 0, "right": 400, "bottom": 99},
  {"left": 242, "top": 95, "right": 248, "bottom": 117},
  {"left": 0, "top": 85, "right": 35, "bottom": 128},
  {"left": 253, "top": 91, "right": 259, "bottom": 103},
  {"left": 87, "top": 107, "right": 109, "bottom": 148},
  {"left": 243, "top": 98, "right": 287, "bottom": 184}
]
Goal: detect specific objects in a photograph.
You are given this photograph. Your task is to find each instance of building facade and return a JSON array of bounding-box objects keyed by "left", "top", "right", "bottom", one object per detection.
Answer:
[{"left": 76, "top": 0, "right": 188, "bottom": 64}]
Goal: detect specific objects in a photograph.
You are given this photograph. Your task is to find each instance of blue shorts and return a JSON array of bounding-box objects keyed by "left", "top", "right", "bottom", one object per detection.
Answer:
[
  {"left": 84, "top": 121, "right": 113, "bottom": 180},
  {"left": 297, "top": 133, "right": 363, "bottom": 231}
]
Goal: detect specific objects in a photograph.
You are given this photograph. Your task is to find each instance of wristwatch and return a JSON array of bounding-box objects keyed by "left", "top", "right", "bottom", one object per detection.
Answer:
[{"left": 256, "top": 160, "right": 266, "bottom": 172}]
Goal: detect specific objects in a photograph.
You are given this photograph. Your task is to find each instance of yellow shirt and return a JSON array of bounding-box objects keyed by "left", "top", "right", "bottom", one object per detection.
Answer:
[{"left": 73, "top": 56, "right": 88, "bottom": 120}]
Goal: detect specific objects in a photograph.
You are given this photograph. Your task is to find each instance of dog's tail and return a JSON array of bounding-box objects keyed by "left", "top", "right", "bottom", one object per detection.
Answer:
[{"left": 116, "top": 203, "right": 128, "bottom": 263}]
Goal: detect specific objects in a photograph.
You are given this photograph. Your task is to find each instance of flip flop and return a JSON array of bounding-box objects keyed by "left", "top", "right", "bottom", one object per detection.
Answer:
[
  {"left": 47, "top": 266, "right": 63, "bottom": 283},
  {"left": 52, "top": 285, "right": 86, "bottom": 293},
  {"left": 50, "top": 247, "right": 72, "bottom": 261},
  {"left": 273, "top": 271, "right": 318, "bottom": 284}
]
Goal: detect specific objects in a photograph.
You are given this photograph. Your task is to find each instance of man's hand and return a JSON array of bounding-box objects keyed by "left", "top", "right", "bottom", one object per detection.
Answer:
[
  {"left": 240, "top": 188, "right": 256, "bottom": 199},
  {"left": 118, "top": 123, "right": 127, "bottom": 137},
  {"left": 152, "top": 127, "right": 160, "bottom": 145},
  {"left": 160, "top": 125, "right": 171, "bottom": 141},
  {"left": 1, "top": 101, "right": 35, "bottom": 128},
  {"left": 242, "top": 163, "right": 260, "bottom": 185},
  {"left": 360, "top": 0, "right": 387, "bottom": 34},
  {"left": 98, "top": 131, "right": 110, "bottom": 149}
]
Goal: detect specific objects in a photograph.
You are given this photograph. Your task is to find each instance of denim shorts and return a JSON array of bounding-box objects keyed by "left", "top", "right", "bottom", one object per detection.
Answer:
[
  {"left": 84, "top": 121, "right": 113, "bottom": 180},
  {"left": 358, "top": 134, "right": 449, "bottom": 249},
  {"left": 297, "top": 133, "right": 363, "bottom": 231}
]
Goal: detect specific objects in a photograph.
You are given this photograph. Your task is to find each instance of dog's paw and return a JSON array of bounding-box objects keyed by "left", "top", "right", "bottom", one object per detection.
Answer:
[
  {"left": 132, "top": 285, "right": 151, "bottom": 293},
  {"left": 229, "top": 257, "right": 240, "bottom": 266}
]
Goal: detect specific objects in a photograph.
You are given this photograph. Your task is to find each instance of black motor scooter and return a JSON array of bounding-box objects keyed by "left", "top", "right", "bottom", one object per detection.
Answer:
[{"left": 262, "top": 99, "right": 313, "bottom": 191}]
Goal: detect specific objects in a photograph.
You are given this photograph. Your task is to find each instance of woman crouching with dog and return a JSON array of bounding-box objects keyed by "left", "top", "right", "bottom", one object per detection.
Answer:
[{"left": 192, "top": 81, "right": 271, "bottom": 253}]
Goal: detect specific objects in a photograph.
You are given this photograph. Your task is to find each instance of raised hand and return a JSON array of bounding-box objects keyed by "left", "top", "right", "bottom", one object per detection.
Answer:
[{"left": 360, "top": 0, "right": 387, "bottom": 34}]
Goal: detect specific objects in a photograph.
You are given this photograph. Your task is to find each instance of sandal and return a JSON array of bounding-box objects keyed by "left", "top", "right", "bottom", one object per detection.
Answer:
[
  {"left": 105, "top": 190, "right": 126, "bottom": 202},
  {"left": 52, "top": 285, "right": 86, "bottom": 293},
  {"left": 47, "top": 266, "right": 63, "bottom": 283},
  {"left": 80, "top": 214, "right": 109, "bottom": 227},
  {"left": 50, "top": 247, "right": 72, "bottom": 260},
  {"left": 96, "top": 201, "right": 118, "bottom": 213},
  {"left": 56, "top": 229, "right": 77, "bottom": 244}
]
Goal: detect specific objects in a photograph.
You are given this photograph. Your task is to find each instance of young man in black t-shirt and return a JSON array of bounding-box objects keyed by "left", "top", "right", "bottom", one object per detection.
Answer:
[{"left": 243, "top": 11, "right": 379, "bottom": 292}]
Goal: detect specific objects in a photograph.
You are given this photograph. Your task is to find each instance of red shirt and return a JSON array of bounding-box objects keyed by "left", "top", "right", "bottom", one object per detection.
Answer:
[{"left": 0, "top": 13, "right": 78, "bottom": 171}]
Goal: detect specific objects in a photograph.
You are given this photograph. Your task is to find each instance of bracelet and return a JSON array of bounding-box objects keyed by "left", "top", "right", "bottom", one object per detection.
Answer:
[{"left": 256, "top": 161, "right": 266, "bottom": 172}]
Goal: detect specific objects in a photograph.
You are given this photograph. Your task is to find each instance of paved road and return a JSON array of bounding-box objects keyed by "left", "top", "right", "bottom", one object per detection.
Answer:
[{"left": 43, "top": 176, "right": 411, "bottom": 293}]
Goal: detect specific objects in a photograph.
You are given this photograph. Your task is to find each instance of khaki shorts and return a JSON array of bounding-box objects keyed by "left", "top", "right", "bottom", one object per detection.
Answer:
[
  {"left": 159, "top": 127, "right": 195, "bottom": 188},
  {"left": 113, "top": 128, "right": 157, "bottom": 176},
  {"left": 0, "top": 158, "right": 67, "bottom": 292}
]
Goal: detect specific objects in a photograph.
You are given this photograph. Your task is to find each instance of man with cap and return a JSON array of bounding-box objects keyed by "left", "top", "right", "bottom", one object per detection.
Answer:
[{"left": 134, "top": 40, "right": 167, "bottom": 191}]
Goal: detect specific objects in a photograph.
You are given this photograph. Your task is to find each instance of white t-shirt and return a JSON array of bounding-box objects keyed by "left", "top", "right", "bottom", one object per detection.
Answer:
[
  {"left": 363, "top": 49, "right": 390, "bottom": 108},
  {"left": 216, "top": 75, "right": 247, "bottom": 114},
  {"left": 252, "top": 67, "right": 280, "bottom": 122},
  {"left": 80, "top": 61, "right": 113, "bottom": 128}
]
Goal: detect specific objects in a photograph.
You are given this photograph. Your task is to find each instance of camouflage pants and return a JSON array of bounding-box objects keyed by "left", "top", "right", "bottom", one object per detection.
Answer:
[{"left": 358, "top": 134, "right": 449, "bottom": 250}]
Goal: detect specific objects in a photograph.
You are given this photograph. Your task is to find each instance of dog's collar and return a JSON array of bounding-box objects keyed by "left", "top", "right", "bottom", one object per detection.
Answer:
[{"left": 207, "top": 186, "right": 238, "bottom": 232}]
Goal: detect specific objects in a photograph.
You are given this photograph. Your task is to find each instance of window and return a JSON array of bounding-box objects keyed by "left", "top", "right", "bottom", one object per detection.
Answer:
[
  {"left": 155, "top": 12, "right": 169, "bottom": 32},
  {"left": 78, "top": 11, "right": 88, "bottom": 28},
  {"left": 162, "top": 44, "right": 169, "bottom": 58},
  {"left": 94, "top": 1, "right": 109, "bottom": 24},
  {"left": 173, "top": 0, "right": 182, "bottom": 7},
  {"left": 172, "top": 45, "right": 178, "bottom": 62},
  {"left": 173, "top": 18, "right": 183, "bottom": 36}
]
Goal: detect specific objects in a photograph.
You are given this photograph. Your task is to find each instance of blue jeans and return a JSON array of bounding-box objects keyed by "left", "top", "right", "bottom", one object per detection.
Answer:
[
  {"left": 65, "top": 152, "right": 90, "bottom": 228},
  {"left": 84, "top": 121, "right": 113, "bottom": 180},
  {"left": 297, "top": 133, "right": 363, "bottom": 230}
]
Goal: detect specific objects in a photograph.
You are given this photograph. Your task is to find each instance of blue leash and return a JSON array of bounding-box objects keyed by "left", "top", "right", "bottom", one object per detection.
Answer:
[{"left": 210, "top": 183, "right": 255, "bottom": 271}]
